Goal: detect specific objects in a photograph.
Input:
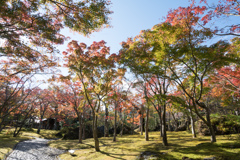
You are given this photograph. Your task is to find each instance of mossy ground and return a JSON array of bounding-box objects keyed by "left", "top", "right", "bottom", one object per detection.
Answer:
[
  {"left": 49, "top": 131, "right": 240, "bottom": 160},
  {"left": 0, "top": 128, "right": 59, "bottom": 160}
]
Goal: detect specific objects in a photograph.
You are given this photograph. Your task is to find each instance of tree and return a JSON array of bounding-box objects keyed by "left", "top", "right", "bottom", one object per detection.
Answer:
[
  {"left": 147, "top": 21, "right": 239, "bottom": 142},
  {"left": 0, "top": 72, "right": 35, "bottom": 132},
  {"left": 35, "top": 89, "right": 51, "bottom": 134},
  {"left": 57, "top": 77, "right": 88, "bottom": 143},
  {"left": 0, "top": 0, "right": 112, "bottom": 62},
  {"left": 119, "top": 34, "right": 171, "bottom": 145},
  {"left": 63, "top": 40, "right": 119, "bottom": 151},
  {"left": 166, "top": 0, "right": 240, "bottom": 36},
  {"left": 109, "top": 80, "right": 128, "bottom": 142}
]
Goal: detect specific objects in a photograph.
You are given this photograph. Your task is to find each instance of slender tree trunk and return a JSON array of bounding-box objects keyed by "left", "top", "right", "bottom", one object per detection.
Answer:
[
  {"left": 78, "top": 114, "right": 83, "bottom": 143},
  {"left": 113, "top": 104, "right": 117, "bottom": 142},
  {"left": 188, "top": 108, "right": 196, "bottom": 138},
  {"left": 145, "top": 106, "right": 149, "bottom": 141},
  {"left": 132, "top": 112, "right": 134, "bottom": 135},
  {"left": 162, "top": 104, "right": 168, "bottom": 146},
  {"left": 171, "top": 112, "right": 178, "bottom": 131},
  {"left": 53, "top": 106, "right": 58, "bottom": 130},
  {"left": 37, "top": 115, "right": 43, "bottom": 134},
  {"left": 82, "top": 115, "right": 86, "bottom": 140},
  {"left": 194, "top": 101, "right": 216, "bottom": 142},
  {"left": 186, "top": 114, "right": 190, "bottom": 131},
  {"left": 140, "top": 113, "right": 143, "bottom": 135},
  {"left": 46, "top": 118, "right": 50, "bottom": 129},
  {"left": 0, "top": 119, "right": 7, "bottom": 133},
  {"left": 140, "top": 105, "right": 144, "bottom": 135},
  {"left": 14, "top": 112, "right": 31, "bottom": 137},
  {"left": 104, "top": 104, "right": 109, "bottom": 137},
  {"left": 157, "top": 111, "right": 163, "bottom": 137},
  {"left": 37, "top": 121, "right": 42, "bottom": 134},
  {"left": 120, "top": 111, "right": 124, "bottom": 136},
  {"left": 205, "top": 108, "right": 216, "bottom": 142},
  {"left": 92, "top": 111, "right": 100, "bottom": 151}
]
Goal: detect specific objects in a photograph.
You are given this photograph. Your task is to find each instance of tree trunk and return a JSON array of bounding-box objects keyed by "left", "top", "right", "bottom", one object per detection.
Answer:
[
  {"left": 53, "top": 106, "right": 58, "bottom": 130},
  {"left": 120, "top": 111, "right": 124, "bottom": 136},
  {"left": 37, "top": 121, "right": 42, "bottom": 134},
  {"left": 140, "top": 113, "right": 143, "bottom": 135},
  {"left": 145, "top": 106, "right": 149, "bottom": 141},
  {"left": 194, "top": 101, "right": 216, "bottom": 143},
  {"left": 188, "top": 108, "right": 196, "bottom": 138},
  {"left": 37, "top": 115, "right": 43, "bottom": 134},
  {"left": 205, "top": 108, "right": 216, "bottom": 142},
  {"left": 157, "top": 111, "right": 163, "bottom": 137},
  {"left": 140, "top": 105, "right": 144, "bottom": 135},
  {"left": 46, "top": 118, "right": 50, "bottom": 129},
  {"left": 113, "top": 104, "right": 117, "bottom": 142},
  {"left": 132, "top": 112, "right": 134, "bottom": 135},
  {"left": 171, "top": 112, "right": 178, "bottom": 131},
  {"left": 104, "top": 104, "right": 109, "bottom": 137},
  {"left": 82, "top": 118, "right": 86, "bottom": 140},
  {"left": 162, "top": 104, "right": 168, "bottom": 146},
  {"left": 0, "top": 118, "right": 7, "bottom": 133},
  {"left": 92, "top": 111, "right": 100, "bottom": 151},
  {"left": 78, "top": 114, "right": 83, "bottom": 143}
]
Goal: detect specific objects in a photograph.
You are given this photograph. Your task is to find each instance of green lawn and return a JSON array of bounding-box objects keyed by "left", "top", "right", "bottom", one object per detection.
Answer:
[
  {"left": 49, "top": 131, "right": 240, "bottom": 160},
  {"left": 0, "top": 128, "right": 59, "bottom": 160}
]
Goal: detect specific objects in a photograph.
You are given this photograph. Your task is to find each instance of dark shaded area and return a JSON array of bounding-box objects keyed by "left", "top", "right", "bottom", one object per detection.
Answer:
[
  {"left": 197, "top": 115, "right": 240, "bottom": 136},
  {"left": 60, "top": 124, "right": 133, "bottom": 140}
]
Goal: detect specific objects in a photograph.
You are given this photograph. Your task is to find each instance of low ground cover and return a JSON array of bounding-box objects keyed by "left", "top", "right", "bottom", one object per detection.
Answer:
[{"left": 49, "top": 131, "right": 240, "bottom": 160}]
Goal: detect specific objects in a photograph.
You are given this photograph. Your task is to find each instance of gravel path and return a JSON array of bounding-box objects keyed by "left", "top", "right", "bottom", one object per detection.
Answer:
[{"left": 6, "top": 137, "right": 65, "bottom": 160}]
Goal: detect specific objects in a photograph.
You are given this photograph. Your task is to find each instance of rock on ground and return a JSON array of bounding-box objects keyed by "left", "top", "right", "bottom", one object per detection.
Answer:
[{"left": 6, "top": 137, "right": 65, "bottom": 160}]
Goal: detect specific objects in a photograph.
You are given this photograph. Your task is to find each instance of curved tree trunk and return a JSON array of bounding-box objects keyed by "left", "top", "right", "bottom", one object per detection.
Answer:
[{"left": 194, "top": 101, "right": 216, "bottom": 143}]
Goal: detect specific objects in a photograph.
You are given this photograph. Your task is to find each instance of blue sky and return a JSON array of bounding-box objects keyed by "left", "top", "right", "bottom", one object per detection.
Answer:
[{"left": 59, "top": 0, "right": 191, "bottom": 54}]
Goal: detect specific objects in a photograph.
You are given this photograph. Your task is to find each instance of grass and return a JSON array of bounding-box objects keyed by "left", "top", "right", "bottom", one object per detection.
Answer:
[
  {"left": 49, "top": 131, "right": 240, "bottom": 160},
  {"left": 0, "top": 128, "right": 59, "bottom": 160}
]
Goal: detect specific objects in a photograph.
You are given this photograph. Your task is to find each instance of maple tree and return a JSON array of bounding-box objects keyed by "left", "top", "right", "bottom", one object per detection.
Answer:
[
  {"left": 147, "top": 21, "right": 239, "bottom": 142},
  {"left": 0, "top": 0, "right": 112, "bottom": 62},
  {"left": 166, "top": 0, "right": 240, "bottom": 36},
  {"left": 34, "top": 88, "right": 52, "bottom": 134},
  {"left": 204, "top": 66, "right": 240, "bottom": 115},
  {"left": 63, "top": 40, "right": 120, "bottom": 151},
  {"left": 108, "top": 80, "right": 129, "bottom": 142},
  {"left": 0, "top": 72, "right": 35, "bottom": 132},
  {"left": 119, "top": 33, "right": 171, "bottom": 145},
  {"left": 56, "top": 76, "right": 88, "bottom": 143},
  {"left": 12, "top": 87, "right": 41, "bottom": 137}
]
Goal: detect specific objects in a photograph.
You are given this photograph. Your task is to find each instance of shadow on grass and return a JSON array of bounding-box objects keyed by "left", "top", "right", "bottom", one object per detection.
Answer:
[
  {"left": 173, "top": 142, "right": 240, "bottom": 160},
  {"left": 99, "top": 151, "right": 127, "bottom": 160}
]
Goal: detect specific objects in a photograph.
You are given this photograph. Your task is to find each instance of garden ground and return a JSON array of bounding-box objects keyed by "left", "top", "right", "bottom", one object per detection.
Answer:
[{"left": 1, "top": 129, "right": 240, "bottom": 160}]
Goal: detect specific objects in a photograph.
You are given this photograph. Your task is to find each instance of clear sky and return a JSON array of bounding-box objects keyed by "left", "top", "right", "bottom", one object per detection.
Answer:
[{"left": 59, "top": 0, "right": 191, "bottom": 54}]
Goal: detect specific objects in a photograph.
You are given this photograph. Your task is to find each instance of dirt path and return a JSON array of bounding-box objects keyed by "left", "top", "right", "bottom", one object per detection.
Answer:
[{"left": 6, "top": 137, "right": 65, "bottom": 160}]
